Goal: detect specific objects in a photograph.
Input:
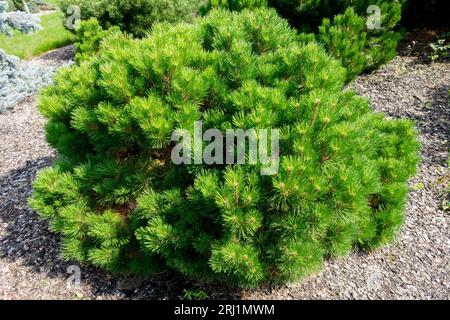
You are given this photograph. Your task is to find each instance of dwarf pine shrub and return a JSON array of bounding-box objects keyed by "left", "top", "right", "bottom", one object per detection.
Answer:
[
  {"left": 59, "top": 0, "right": 202, "bottom": 37},
  {"left": 30, "top": 8, "right": 419, "bottom": 287}
]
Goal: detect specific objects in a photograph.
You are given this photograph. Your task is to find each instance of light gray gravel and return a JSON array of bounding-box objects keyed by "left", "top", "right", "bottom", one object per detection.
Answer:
[{"left": 0, "top": 45, "right": 449, "bottom": 300}]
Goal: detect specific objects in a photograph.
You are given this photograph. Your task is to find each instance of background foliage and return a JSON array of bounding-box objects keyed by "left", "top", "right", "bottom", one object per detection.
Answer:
[
  {"left": 59, "top": 0, "right": 204, "bottom": 37},
  {"left": 402, "top": 0, "right": 448, "bottom": 28},
  {"left": 204, "top": 0, "right": 407, "bottom": 81}
]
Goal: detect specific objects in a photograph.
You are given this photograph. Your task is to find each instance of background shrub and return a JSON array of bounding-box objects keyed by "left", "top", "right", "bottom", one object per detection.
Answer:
[
  {"left": 267, "top": 0, "right": 406, "bottom": 31},
  {"left": 204, "top": 0, "right": 406, "bottom": 81},
  {"left": 59, "top": 0, "right": 203, "bottom": 37},
  {"left": 316, "top": 8, "right": 368, "bottom": 80},
  {"left": 0, "top": 48, "right": 63, "bottom": 113},
  {"left": 315, "top": 4, "right": 403, "bottom": 80},
  {"left": 73, "top": 18, "right": 123, "bottom": 63},
  {"left": 30, "top": 8, "right": 419, "bottom": 287},
  {"left": 201, "top": 0, "right": 267, "bottom": 13}
]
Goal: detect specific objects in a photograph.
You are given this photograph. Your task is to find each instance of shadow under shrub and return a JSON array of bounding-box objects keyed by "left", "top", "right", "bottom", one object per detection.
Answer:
[{"left": 30, "top": 8, "right": 419, "bottom": 288}]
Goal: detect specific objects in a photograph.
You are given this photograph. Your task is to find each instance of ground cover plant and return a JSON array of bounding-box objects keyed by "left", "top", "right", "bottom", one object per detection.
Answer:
[
  {"left": 0, "top": 48, "right": 63, "bottom": 112},
  {"left": 0, "top": 1, "right": 42, "bottom": 36},
  {"left": 29, "top": 8, "right": 420, "bottom": 287}
]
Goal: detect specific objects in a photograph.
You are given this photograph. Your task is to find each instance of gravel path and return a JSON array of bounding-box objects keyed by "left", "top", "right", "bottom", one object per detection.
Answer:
[{"left": 0, "top": 46, "right": 449, "bottom": 300}]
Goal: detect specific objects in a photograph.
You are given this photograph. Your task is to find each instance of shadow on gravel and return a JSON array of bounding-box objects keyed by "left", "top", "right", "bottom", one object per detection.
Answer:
[
  {"left": 415, "top": 84, "right": 450, "bottom": 166},
  {"left": 0, "top": 157, "right": 242, "bottom": 299},
  {"left": 429, "top": 84, "right": 450, "bottom": 133},
  {"left": 36, "top": 45, "right": 75, "bottom": 64}
]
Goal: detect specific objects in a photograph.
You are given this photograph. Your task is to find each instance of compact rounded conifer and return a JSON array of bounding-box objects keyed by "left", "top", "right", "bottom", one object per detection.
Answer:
[{"left": 30, "top": 8, "right": 419, "bottom": 287}]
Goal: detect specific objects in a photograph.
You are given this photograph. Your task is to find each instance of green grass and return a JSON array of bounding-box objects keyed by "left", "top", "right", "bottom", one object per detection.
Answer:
[
  {"left": 45, "top": 0, "right": 62, "bottom": 7},
  {"left": 0, "top": 11, "right": 74, "bottom": 60}
]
